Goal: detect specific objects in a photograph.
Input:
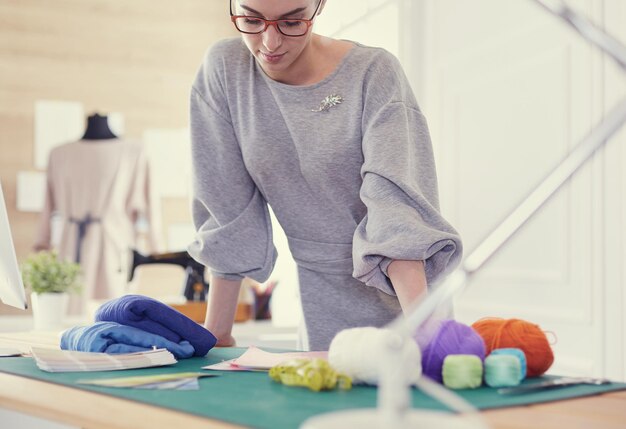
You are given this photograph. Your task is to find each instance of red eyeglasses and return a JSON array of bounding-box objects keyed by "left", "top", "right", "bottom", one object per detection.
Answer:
[{"left": 230, "top": 0, "right": 322, "bottom": 37}]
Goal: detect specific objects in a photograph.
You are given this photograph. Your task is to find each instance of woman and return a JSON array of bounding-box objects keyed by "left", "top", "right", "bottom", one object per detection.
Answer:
[{"left": 188, "top": 0, "right": 462, "bottom": 350}]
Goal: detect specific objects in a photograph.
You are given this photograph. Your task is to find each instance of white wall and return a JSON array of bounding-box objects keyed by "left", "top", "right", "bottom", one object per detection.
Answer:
[
  {"left": 417, "top": 0, "right": 625, "bottom": 380},
  {"left": 601, "top": 0, "right": 626, "bottom": 382}
]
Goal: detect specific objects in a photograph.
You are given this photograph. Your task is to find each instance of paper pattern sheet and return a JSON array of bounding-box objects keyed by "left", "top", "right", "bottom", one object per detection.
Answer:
[
  {"left": 143, "top": 128, "right": 192, "bottom": 198},
  {"left": 76, "top": 372, "right": 217, "bottom": 390},
  {"left": 107, "top": 112, "right": 125, "bottom": 136},
  {"left": 167, "top": 222, "right": 197, "bottom": 251},
  {"left": 203, "top": 346, "right": 328, "bottom": 371},
  {"left": 16, "top": 171, "right": 46, "bottom": 212},
  {"left": 34, "top": 100, "right": 84, "bottom": 169}
]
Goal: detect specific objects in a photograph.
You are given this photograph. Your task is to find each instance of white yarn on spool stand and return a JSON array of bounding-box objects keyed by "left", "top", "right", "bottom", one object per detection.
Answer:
[{"left": 328, "top": 327, "right": 422, "bottom": 385}]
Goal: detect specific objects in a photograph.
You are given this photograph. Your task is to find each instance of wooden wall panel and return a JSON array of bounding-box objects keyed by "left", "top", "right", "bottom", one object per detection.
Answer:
[{"left": 0, "top": 0, "right": 237, "bottom": 314}]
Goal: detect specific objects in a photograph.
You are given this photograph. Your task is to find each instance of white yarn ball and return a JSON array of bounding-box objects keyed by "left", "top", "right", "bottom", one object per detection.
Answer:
[{"left": 328, "top": 327, "right": 422, "bottom": 385}]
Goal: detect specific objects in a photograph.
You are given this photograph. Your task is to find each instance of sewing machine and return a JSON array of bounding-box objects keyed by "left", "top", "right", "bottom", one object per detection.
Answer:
[
  {"left": 128, "top": 249, "right": 253, "bottom": 323},
  {"left": 128, "top": 249, "right": 208, "bottom": 302}
]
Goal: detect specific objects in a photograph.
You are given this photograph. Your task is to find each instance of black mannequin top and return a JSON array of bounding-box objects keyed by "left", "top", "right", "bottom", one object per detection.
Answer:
[{"left": 82, "top": 113, "right": 118, "bottom": 140}]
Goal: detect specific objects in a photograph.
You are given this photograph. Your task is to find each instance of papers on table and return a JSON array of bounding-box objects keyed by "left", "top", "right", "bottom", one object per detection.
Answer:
[
  {"left": 76, "top": 372, "right": 217, "bottom": 390},
  {"left": 203, "top": 346, "right": 328, "bottom": 371},
  {"left": 203, "top": 359, "right": 256, "bottom": 372},
  {"left": 31, "top": 347, "right": 177, "bottom": 373}
]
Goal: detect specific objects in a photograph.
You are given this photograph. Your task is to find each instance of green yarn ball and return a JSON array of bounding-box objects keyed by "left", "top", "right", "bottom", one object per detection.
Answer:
[{"left": 442, "top": 354, "right": 483, "bottom": 389}]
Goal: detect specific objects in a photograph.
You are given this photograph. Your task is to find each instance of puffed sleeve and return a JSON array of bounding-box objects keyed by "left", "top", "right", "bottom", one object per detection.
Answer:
[
  {"left": 187, "top": 46, "right": 277, "bottom": 282},
  {"left": 352, "top": 52, "right": 462, "bottom": 295}
]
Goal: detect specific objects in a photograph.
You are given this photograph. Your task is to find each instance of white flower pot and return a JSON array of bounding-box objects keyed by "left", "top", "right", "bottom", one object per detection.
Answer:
[{"left": 30, "top": 292, "right": 69, "bottom": 331}]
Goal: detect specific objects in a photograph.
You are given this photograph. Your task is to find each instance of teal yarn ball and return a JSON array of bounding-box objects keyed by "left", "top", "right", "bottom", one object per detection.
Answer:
[
  {"left": 442, "top": 355, "right": 483, "bottom": 390},
  {"left": 484, "top": 354, "right": 522, "bottom": 388},
  {"left": 491, "top": 348, "right": 527, "bottom": 380}
]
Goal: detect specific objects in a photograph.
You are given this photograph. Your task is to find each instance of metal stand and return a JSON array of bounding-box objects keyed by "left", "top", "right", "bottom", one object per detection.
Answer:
[{"left": 302, "top": 0, "right": 626, "bottom": 427}]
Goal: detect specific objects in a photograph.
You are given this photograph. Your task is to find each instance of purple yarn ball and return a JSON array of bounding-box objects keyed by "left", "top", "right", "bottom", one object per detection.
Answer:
[{"left": 421, "top": 320, "right": 487, "bottom": 383}]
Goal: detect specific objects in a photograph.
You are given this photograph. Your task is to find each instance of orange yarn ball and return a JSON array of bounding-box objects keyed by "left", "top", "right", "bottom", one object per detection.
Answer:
[{"left": 471, "top": 318, "right": 554, "bottom": 377}]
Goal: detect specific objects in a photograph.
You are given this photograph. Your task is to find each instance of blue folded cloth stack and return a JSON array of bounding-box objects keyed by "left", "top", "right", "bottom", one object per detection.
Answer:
[
  {"left": 95, "top": 294, "right": 217, "bottom": 357},
  {"left": 60, "top": 321, "right": 195, "bottom": 359}
]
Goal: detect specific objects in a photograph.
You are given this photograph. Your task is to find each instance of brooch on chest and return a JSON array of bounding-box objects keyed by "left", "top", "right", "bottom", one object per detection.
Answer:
[{"left": 311, "top": 94, "right": 344, "bottom": 112}]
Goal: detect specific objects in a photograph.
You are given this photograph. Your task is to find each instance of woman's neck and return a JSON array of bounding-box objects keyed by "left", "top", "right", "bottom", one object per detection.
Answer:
[{"left": 267, "top": 35, "right": 353, "bottom": 86}]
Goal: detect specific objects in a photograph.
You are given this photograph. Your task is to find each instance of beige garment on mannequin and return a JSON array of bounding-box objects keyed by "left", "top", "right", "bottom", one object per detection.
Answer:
[{"left": 34, "top": 140, "right": 161, "bottom": 314}]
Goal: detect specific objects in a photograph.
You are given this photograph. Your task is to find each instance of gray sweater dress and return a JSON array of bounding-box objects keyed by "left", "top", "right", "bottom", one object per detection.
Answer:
[{"left": 188, "top": 38, "right": 462, "bottom": 350}]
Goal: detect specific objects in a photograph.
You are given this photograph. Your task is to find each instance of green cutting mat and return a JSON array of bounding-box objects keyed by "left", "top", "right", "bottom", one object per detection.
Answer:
[{"left": 1, "top": 347, "right": 624, "bottom": 429}]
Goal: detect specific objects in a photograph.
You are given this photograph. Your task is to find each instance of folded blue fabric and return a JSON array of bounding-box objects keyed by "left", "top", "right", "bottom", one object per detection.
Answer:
[
  {"left": 60, "top": 321, "right": 195, "bottom": 359},
  {"left": 95, "top": 294, "right": 217, "bottom": 357}
]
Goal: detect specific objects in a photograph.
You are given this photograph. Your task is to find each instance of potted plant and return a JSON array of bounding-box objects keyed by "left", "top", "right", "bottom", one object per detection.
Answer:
[{"left": 21, "top": 251, "right": 82, "bottom": 330}]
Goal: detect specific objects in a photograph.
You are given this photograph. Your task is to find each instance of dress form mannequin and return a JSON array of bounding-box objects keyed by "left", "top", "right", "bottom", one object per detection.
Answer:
[
  {"left": 36, "top": 114, "right": 161, "bottom": 314},
  {"left": 82, "top": 113, "right": 117, "bottom": 140}
]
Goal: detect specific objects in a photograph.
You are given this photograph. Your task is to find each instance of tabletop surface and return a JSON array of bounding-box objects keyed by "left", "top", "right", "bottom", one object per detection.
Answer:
[{"left": 1, "top": 330, "right": 625, "bottom": 429}]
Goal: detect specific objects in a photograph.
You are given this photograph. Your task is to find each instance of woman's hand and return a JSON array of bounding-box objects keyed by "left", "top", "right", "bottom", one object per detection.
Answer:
[
  {"left": 215, "top": 333, "right": 237, "bottom": 348},
  {"left": 204, "top": 275, "right": 243, "bottom": 348}
]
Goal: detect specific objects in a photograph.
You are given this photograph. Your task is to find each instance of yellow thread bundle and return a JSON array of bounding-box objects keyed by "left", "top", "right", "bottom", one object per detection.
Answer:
[{"left": 269, "top": 358, "right": 352, "bottom": 392}]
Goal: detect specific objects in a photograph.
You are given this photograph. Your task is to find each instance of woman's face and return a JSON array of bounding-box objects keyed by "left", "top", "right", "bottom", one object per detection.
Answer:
[{"left": 232, "top": 0, "right": 322, "bottom": 79}]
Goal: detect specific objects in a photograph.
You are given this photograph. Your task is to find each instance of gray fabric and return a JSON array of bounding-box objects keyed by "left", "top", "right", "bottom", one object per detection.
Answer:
[{"left": 188, "top": 38, "right": 463, "bottom": 350}]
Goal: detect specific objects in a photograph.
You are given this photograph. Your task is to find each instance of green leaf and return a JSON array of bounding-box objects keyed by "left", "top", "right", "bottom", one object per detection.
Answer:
[{"left": 21, "top": 250, "right": 83, "bottom": 295}]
